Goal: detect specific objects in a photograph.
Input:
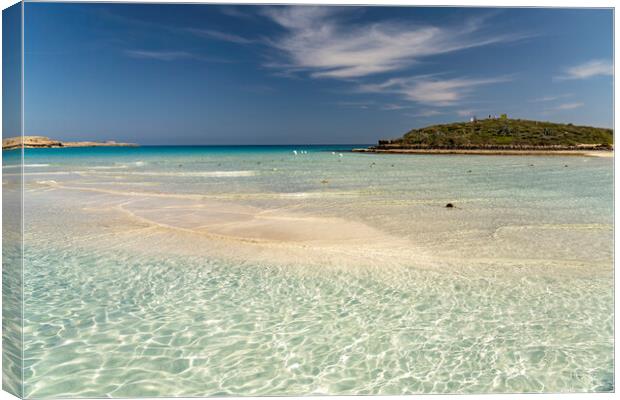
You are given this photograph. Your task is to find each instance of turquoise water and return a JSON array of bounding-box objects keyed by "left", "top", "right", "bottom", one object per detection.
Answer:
[
  {"left": 13, "top": 146, "right": 614, "bottom": 396},
  {"left": 3, "top": 147, "right": 23, "bottom": 397}
]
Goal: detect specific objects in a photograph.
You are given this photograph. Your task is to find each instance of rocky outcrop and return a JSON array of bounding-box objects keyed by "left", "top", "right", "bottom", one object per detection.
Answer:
[
  {"left": 2, "top": 136, "right": 63, "bottom": 150},
  {"left": 2, "top": 136, "right": 138, "bottom": 150}
]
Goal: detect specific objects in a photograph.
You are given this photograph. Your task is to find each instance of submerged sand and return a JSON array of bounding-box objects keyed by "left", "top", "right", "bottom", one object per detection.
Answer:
[
  {"left": 29, "top": 178, "right": 612, "bottom": 280},
  {"left": 32, "top": 179, "right": 425, "bottom": 269}
]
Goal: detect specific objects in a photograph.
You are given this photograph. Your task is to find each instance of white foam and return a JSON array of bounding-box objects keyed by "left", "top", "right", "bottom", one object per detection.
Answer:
[
  {"left": 36, "top": 180, "right": 58, "bottom": 185},
  {"left": 20, "top": 172, "right": 74, "bottom": 176},
  {"left": 105, "top": 170, "right": 257, "bottom": 178},
  {"left": 278, "top": 191, "right": 356, "bottom": 198},
  {"left": 89, "top": 165, "right": 128, "bottom": 170},
  {"left": 3, "top": 164, "right": 50, "bottom": 169}
]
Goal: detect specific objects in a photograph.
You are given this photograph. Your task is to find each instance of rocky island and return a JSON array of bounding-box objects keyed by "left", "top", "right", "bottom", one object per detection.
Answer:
[
  {"left": 354, "top": 117, "right": 613, "bottom": 156},
  {"left": 2, "top": 136, "right": 138, "bottom": 150}
]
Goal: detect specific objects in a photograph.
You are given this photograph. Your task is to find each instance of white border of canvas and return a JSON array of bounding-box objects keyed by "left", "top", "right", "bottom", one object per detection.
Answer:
[{"left": 0, "top": 1, "right": 615, "bottom": 399}]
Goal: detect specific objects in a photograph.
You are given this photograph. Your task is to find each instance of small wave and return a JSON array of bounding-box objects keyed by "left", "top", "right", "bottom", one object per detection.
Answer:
[
  {"left": 90, "top": 170, "right": 257, "bottom": 178},
  {"left": 19, "top": 172, "right": 74, "bottom": 176},
  {"left": 89, "top": 165, "right": 128, "bottom": 170},
  {"left": 278, "top": 191, "right": 356, "bottom": 198},
  {"left": 3, "top": 164, "right": 49, "bottom": 169},
  {"left": 197, "top": 171, "right": 256, "bottom": 177},
  {"left": 78, "top": 181, "right": 160, "bottom": 187}
]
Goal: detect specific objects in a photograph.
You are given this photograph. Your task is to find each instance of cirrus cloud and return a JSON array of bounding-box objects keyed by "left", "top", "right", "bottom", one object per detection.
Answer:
[
  {"left": 552, "top": 102, "right": 584, "bottom": 111},
  {"left": 456, "top": 109, "right": 479, "bottom": 117},
  {"left": 124, "top": 50, "right": 196, "bottom": 61},
  {"left": 186, "top": 28, "right": 256, "bottom": 44},
  {"left": 556, "top": 59, "right": 613, "bottom": 80},
  {"left": 530, "top": 93, "right": 573, "bottom": 102},
  {"left": 541, "top": 102, "right": 585, "bottom": 115},
  {"left": 405, "top": 109, "right": 443, "bottom": 118},
  {"left": 357, "top": 75, "right": 512, "bottom": 106},
  {"left": 262, "top": 6, "right": 530, "bottom": 79},
  {"left": 124, "top": 49, "right": 229, "bottom": 63}
]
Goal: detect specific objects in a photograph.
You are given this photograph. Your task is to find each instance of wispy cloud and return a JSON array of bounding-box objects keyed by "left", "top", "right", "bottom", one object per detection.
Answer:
[
  {"left": 187, "top": 28, "right": 256, "bottom": 44},
  {"left": 456, "top": 109, "right": 478, "bottom": 117},
  {"left": 381, "top": 103, "right": 410, "bottom": 111},
  {"left": 556, "top": 59, "right": 613, "bottom": 80},
  {"left": 552, "top": 102, "right": 584, "bottom": 110},
  {"left": 542, "top": 102, "right": 585, "bottom": 114},
  {"left": 124, "top": 49, "right": 230, "bottom": 64},
  {"left": 405, "top": 109, "right": 442, "bottom": 118},
  {"left": 261, "top": 6, "right": 529, "bottom": 79},
  {"left": 219, "top": 6, "right": 255, "bottom": 20},
  {"left": 530, "top": 93, "right": 572, "bottom": 102},
  {"left": 124, "top": 50, "right": 197, "bottom": 61},
  {"left": 358, "top": 75, "right": 512, "bottom": 106},
  {"left": 335, "top": 100, "right": 374, "bottom": 109}
]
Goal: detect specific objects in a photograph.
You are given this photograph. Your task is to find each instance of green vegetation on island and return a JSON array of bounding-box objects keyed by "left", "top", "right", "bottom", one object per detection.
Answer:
[{"left": 372, "top": 117, "right": 613, "bottom": 151}]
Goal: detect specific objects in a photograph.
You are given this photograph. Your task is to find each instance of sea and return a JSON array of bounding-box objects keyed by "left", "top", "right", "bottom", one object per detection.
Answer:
[{"left": 2, "top": 145, "right": 614, "bottom": 396}]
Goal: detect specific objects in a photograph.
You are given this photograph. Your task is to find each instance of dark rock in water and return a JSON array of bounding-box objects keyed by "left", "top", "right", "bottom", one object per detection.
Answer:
[
  {"left": 446, "top": 203, "right": 454, "bottom": 208},
  {"left": 321, "top": 179, "right": 329, "bottom": 184},
  {"left": 467, "top": 170, "right": 472, "bottom": 173},
  {"left": 564, "top": 164, "right": 568, "bottom": 167},
  {"left": 529, "top": 164, "right": 534, "bottom": 166}
]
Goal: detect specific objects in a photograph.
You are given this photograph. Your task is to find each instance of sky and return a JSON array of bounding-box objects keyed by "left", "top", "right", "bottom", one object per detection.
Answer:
[
  {"left": 3, "top": 2, "right": 22, "bottom": 140},
  {"left": 19, "top": 3, "right": 614, "bottom": 145}
]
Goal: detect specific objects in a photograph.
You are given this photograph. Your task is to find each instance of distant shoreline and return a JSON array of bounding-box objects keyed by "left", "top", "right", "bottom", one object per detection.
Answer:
[
  {"left": 352, "top": 148, "right": 614, "bottom": 157},
  {"left": 2, "top": 136, "right": 138, "bottom": 150}
]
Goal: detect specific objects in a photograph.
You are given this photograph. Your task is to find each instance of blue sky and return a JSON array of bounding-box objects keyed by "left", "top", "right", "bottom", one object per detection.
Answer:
[
  {"left": 23, "top": 4, "right": 613, "bottom": 145},
  {"left": 3, "top": 2, "right": 21, "bottom": 140}
]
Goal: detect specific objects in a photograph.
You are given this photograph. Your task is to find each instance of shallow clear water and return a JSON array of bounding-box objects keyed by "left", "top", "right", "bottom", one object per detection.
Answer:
[{"left": 15, "top": 146, "right": 614, "bottom": 396}]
